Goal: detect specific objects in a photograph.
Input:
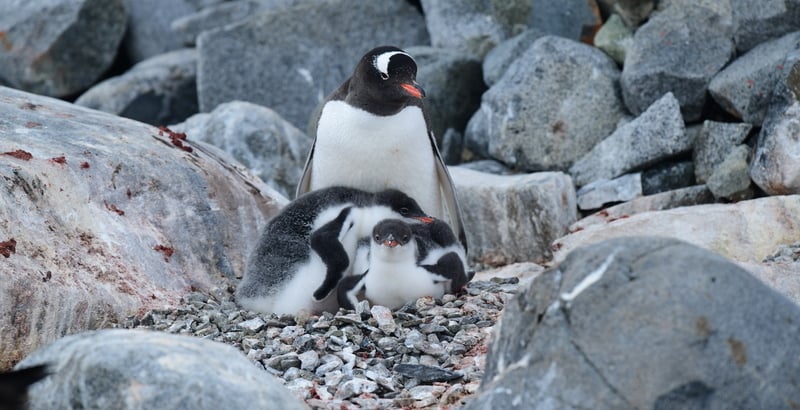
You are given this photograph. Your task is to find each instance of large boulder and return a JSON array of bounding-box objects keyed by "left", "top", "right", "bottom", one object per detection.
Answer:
[
  {"left": 197, "top": 0, "right": 429, "bottom": 129},
  {"left": 171, "top": 101, "right": 312, "bottom": 198},
  {"left": 16, "top": 329, "right": 308, "bottom": 409},
  {"left": 0, "top": 0, "right": 127, "bottom": 97},
  {"left": 450, "top": 166, "right": 576, "bottom": 266},
  {"left": 750, "top": 48, "right": 800, "bottom": 195},
  {"left": 528, "top": 0, "right": 602, "bottom": 42},
  {"left": 0, "top": 86, "right": 284, "bottom": 369},
  {"left": 481, "top": 29, "right": 546, "bottom": 87},
  {"left": 75, "top": 48, "right": 199, "bottom": 126},
  {"left": 621, "top": 5, "right": 734, "bottom": 121},
  {"left": 466, "top": 237, "right": 800, "bottom": 409},
  {"left": 465, "top": 36, "right": 625, "bottom": 172}
]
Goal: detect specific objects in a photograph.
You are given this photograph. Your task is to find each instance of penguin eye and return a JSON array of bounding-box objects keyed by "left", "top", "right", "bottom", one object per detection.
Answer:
[
  {"left": 402, "top": 235, "right": 409, "bottom": 242},
  {"left": 380, "top": 72, "right": 389, "bottom": 80},
  {"left": 399, "top": 207, "right": 409, "bottom": 215},
  {"left": 374, "top": 234, "right": 380, "bottom": 241}
]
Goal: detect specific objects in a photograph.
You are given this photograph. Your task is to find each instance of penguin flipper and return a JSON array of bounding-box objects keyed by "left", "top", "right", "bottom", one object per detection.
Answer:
[
  {"left": 429, "top": 130, "right": 468, "bottom": 253},
  {"left": 421, "top": 252, "right": 469, "bottom": 293},
  {"left": 296, "top": 139, "right": 315, "bottom": 198},
  {"left": 310, "top": 207, "right": 353, "bottom": 301},
  {"left": 337, "top": 270, "right": 367, "bottom": 310}
]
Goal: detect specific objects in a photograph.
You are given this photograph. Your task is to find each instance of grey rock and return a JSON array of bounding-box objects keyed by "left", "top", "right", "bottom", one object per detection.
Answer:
[
  {"left": 730, "top": 0, "right": 800, "bottom": 53},
  {"left": 457, "top": 160, "right": 512, "bottom": 175},
  {"left": 621, "top": 5, "right": 734, "bottom": 121},
  {"left": 197, "top": 0, "right": 429, "bottom": 129},
  {"left": 75, "top": 48, "right": 198, "bottom": 126},
  {"left": 123, "top": 0, "right": 203, "bottom": 63},
  {"left": 0, "top": 85, "right": 283, "bottom": 368},
  {"left": 571, "top": 185, "right": 715, "bottom": 230},
  {"left": 570, "top": 93, "right": 688, "bottom": 187},
  {"left": 171, "top": 100, "right": 312, "bottom": 198},
  {"left": 170, "top": 0, "right": 308, "bottom": 46},
  {"left": 441, "top": 128, "right": 465, "bottom": 165},
  {"left": 529, "top": 0, "right": 602, "bottom": 41},
  {"left": 576, "top": 173, "right": 642, "bottom": 211},
  {"left": 693, "top": 121, "right": 752, "bottom": 184},
  {"left": 751, "top": 48, "right": 800, "bottom": 195},
  {"left": 0, "top": 0, "right": 127, "bottom": 97},
  {"left": 465, "top": 36, "right": 625, "bottom": 171},
  {"left": 394, "top": 364, "right": 462, "bottom": 383},
  {"left": 16, "top": 329, "right": 308, "bottom": 410},
  {"left": 405, "top": 46, "right": 485, "bottom": 141},
  {"left": 709, "top": 32, "right": 800, "bottom": 126},
  {"left": 707, "top": 145, "right": 753, "bottom": 201},
  {"left": 467, "top": 237, "right": 800, "bottom": 409},
  {"left": 593, "top": 14, "right": 633, "bottom": 65},
  {"left": 482, "top": 29, "right": 546, "bottom": 87},
  {"left": 420, "top": 0, "right": 528, "bottom": 59},
  {"left": 598, "top": 0, "right": 655, "bottom": 27},
  {"left": 450, "top": 166, "right": 577, "bottom": 266},
  {"left": 641, "top": 161, "right": 695, "bottom": 195}
]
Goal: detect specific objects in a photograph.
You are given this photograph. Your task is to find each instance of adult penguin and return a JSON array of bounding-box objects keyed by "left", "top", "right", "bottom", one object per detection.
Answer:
[{"left": 296, "top": 45, "right": 467, "bottom": 251}]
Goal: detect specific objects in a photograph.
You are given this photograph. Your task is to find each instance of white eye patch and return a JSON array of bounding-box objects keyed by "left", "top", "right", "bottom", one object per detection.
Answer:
[{"left": 373, "top": 51, "right": 412, "bottom": 78}]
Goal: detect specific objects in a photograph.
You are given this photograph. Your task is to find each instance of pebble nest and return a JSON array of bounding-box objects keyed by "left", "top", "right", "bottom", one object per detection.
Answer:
[{"left": 116, "top": 277, "right": 521, "bottom": 409}]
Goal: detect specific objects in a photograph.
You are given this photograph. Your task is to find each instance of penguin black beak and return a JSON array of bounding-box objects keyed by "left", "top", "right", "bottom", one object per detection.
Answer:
[{"left": 400, "top": 81, "right": 425, "bottom": 99}]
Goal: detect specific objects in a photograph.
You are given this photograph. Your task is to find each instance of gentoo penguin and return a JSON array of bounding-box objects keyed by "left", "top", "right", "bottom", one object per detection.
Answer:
[
  {"left": 236, "top": 187, "right": 429, "bottom": 315},
  {"left": 0, "top": 364, "right": 49, "bottom": 410},
  {"left": 296, "top": 45, "right": 467, "bottom": 250},
  {"left": 337, "top": 217, "right": 471, "bottom": 310}
]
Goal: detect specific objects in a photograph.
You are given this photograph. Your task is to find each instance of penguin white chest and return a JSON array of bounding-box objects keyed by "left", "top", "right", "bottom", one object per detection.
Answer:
[{"left": 312, "top": 102, "right": 442, "bottom": 217}]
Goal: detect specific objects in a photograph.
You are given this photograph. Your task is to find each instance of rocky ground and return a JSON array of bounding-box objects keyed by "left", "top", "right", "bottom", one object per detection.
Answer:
[{"left": 116, "top": 277, "right": 521, "bottom": 409}]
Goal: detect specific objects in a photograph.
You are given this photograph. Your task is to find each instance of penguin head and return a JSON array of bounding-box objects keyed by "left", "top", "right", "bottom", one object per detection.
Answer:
[
  {"left": 372, "top": 219, "right": 413, "bottom": 248},
  {"left": 347, "top": 46, "right": 426, "bottom": 114},
  {"left": 373, "top": 189, "right": 429, "bottom": 219}
]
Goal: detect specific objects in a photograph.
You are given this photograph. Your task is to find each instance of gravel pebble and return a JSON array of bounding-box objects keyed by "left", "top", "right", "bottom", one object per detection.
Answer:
[{"left": 116, "top": 278, "right": 520, "bottom": 408}]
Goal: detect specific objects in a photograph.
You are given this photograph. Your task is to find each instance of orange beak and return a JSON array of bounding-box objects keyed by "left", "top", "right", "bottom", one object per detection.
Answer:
[
  {"left": 400, "top": 82, "right": 425, "bottom": 99},
  {"left": 382, "top": 239, "right": 400, "bottom": 248},
  {"left": 414, "top": 216, "right": 434, "bottom": 224}
]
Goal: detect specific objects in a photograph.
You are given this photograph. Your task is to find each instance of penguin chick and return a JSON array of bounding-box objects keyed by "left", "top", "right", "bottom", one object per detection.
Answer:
[
  {"left": 297, "top": 45, "right": 467, "bottom": 251},
  {"left": 338, "top": 218, "right": 470, "bottom": 310},
  {"left": 236, "top": 187, "right": 428, "bottom": 315}
]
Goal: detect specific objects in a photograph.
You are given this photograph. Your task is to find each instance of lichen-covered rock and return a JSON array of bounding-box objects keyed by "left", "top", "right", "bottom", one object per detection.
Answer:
[
  {"left": 0, "top": 86, "right": 284, "bottom": 369},
  {"left": 0, "top": 0, "right": 127, "bottom": 97},
  {"left": 16, "top": 329, "right": 309, "bottom": 410}
]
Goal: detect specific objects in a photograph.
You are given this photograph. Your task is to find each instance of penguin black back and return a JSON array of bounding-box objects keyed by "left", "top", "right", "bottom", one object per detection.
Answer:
[{"left": 0, "top": 364, "right": 48, "bottom": 410}]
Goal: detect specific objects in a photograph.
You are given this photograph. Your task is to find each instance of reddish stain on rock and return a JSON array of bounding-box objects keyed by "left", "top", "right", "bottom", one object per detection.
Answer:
[
  {"left": 49, "top": 156, "right": 67, "bottom": 165},
  {"left": 25, "top": 121, "right": 42, "bottom": 128},
  {"left": 80, "top": 162, "right": 90, "bottom": 169},
  {"left": 0, "top": 238, "right": 17, "bottom": 258},
  {"left": 158, "top": 126, "right": 193, "bottom": 153},
  {"left": 153, "top": 245, "right": 174, "bottom": 262},
  {"left": 3, "top": 150, "right": 33, "bottom": 161},
  {"left": 105, "top": 203, "right": 125, "bottom": 216}
]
